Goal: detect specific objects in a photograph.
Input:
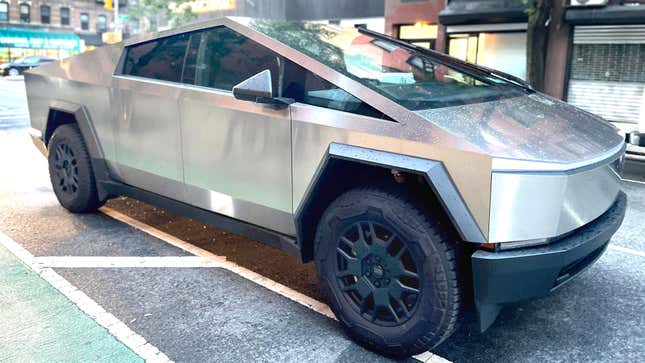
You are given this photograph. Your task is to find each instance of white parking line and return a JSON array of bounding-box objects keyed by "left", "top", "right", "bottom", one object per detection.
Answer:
[
  {"left": 0, "top": 231, "right": 173, "bottom": 363},
  {"left": 100, "top": 206, "right": 336, "bottom": 319},
  {"left": 608, "top": 244, "right": 645, "bottom": 257},
  {"left": 100, "top": 206, "right": 452, "bottom": 363},
  {"left": 34, "top": 256, "right": 223, "bottom": 268}
]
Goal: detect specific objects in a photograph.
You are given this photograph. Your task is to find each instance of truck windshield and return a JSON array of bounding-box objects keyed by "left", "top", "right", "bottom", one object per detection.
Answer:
[{"left": 248, "top": 20, "right": 527, "bottom": 110}]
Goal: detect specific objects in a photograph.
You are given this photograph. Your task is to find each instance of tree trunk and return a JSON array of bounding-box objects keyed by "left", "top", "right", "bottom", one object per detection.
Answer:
[{"left": 526, "top": 0, "right": 553, "bottom": 92}]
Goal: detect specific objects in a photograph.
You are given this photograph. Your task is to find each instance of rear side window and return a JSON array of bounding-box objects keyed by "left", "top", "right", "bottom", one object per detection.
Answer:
[{"left": 122, "top": 33, "right": 189, "bottom": 83}]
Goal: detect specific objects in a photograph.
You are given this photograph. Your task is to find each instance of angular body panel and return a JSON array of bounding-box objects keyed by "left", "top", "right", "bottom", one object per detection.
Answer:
[{"left": 416, "top": 93, "right": 622, "bottom": 164}]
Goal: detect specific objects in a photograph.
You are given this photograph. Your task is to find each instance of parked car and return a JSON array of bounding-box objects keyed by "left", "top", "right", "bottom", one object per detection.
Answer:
[
  {"left": 24, "top": 18, "right": 627, "bottom": 358},
  {"left": 1, "top": 56, "right": 55, "bottom": 76}
]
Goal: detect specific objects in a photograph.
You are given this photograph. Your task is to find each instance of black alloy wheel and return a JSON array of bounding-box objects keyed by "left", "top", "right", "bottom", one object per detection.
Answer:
[
  {"left": 315, "top": 186, "right": 461, "bottom": 357},
  {"left": 336, "top": 221, "right": 421, "bottom": 326},
  {"left": 52, "top": 142, "right": 80, "bottom": 195}
]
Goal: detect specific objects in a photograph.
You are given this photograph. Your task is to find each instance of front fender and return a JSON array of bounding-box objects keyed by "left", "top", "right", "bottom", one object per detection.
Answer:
[{"left": 296, "top": 143, "right": 487, "bottom": 245}]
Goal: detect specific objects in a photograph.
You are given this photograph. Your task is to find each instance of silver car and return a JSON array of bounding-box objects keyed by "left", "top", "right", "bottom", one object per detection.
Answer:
[{"left": 25, "top": 17, "right": 627, "bottom": 357}]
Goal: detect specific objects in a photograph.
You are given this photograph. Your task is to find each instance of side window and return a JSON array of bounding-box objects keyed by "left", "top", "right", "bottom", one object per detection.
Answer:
[
  {"left": 282, "top": 60, "right": 389, "bottom": 119},
  {"left": 40, "top": 5, "right": 50, "bottom": 24},
  {"left": 123, "top": 33, "right": 189, "bottom": 83},
  {"left": 0, "top": 2, "right": 8, "bottom": 22},
  {"left": 80, "top": 13, "right": 89, "bottom": 30},
  {"left": 189, "top": 27, "right": 279, "bottom": 91},
  {"left": 60, "top": 7, "right": 70, "bottom": 26}
]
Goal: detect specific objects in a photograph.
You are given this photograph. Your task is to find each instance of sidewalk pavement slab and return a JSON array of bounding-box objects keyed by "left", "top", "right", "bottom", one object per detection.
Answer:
[{"left": 0, "top": 244, "right": 142, "bottom": 363}]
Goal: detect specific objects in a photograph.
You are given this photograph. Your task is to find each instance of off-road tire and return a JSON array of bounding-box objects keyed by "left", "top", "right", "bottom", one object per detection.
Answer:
[
  {"left": 314, "top": 186, "right": 460, "bottom": 358},
  {"left": 48, "top": 124, "right": 103, "bottom": 213}
]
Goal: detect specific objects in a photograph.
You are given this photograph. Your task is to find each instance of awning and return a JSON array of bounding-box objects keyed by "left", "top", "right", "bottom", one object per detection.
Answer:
[
  {"left": 76, "top": 32, "right": 103, "bottom": 47},
  {"left": 0, "top": 28, "right": 82, "bottom": 51},
  {"left": 439, "top": 0, "right": 527, "bottom": 26},
  {"left": 566, "top": 4, "right": 645, "bottom": 26}
]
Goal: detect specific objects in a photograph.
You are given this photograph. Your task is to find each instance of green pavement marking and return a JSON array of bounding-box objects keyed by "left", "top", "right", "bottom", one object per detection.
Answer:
[{"left": 0, "top": 244, "right": 143, "bottom": 363}]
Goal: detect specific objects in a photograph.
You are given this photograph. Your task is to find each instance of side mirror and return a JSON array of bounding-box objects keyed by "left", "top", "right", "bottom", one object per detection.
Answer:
[{"left": 232, "top": 69, "right": 294, "bottom": 108}]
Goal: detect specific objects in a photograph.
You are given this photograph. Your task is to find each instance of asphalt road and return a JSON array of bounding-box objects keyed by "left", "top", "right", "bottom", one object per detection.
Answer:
[{"left": 1, "top": 77, "right": 644, "bottom": 362}]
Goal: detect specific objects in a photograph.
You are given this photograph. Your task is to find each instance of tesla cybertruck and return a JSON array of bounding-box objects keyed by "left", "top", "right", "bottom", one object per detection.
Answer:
[{"left": 25, "top": 17, "right": 627, "bottom": 357}]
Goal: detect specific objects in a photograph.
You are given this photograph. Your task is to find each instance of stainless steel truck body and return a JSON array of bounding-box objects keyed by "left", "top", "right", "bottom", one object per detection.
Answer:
[{"left": 24, "top": 17, "right": 626, "bottom": 357}]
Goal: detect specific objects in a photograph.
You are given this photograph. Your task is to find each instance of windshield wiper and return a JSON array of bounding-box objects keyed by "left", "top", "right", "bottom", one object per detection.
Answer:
[{"left": 358, "top": 27, "right": 535, "bottom": 93}]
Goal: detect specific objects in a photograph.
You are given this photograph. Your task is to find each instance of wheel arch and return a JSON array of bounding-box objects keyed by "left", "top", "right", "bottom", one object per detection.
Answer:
[
  {"left": 295, "top": 143, "right": 487, "bottom": 262},
  {"left": 44, "top": 101, "right": 111, "bottom": 200}
]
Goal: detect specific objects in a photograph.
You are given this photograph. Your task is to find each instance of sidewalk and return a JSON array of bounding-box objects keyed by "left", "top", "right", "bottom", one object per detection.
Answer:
[{"left": 0, "top": 243, "right": 141, "bottom": 363}]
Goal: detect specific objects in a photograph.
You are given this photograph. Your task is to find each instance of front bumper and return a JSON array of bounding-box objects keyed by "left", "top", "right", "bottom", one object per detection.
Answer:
[{"left": 472, "top": 191, "right": 627, "bottom": 332}]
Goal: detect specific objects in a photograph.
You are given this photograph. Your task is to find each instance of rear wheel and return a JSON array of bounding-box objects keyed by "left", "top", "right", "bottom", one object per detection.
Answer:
[
  {"left": 314, "top": 187, "right": 460, "bottom": 357},
  {"left": 48, "top": 124, "right": 103, "bottom": 213}
]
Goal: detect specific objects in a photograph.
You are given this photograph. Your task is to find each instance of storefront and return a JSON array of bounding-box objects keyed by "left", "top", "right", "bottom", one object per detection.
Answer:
[
  {"left": 0, "top": 28, "right": 82, "bottom": 64},
  {"left": 566, "top": 25, "right": 645, "bottom": 131},
  {"left": 439, "top": 0, "right": 528, "bottom": 80},
  {"left": 445, "top": 24, "right": 527, "bottom": 80},
  {"left": 564, "top": 2, "right": 645, "bottom": 133}
]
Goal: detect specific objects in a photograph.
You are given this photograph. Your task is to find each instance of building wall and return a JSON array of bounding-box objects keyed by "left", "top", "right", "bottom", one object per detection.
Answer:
[
  {"left": 286, "top": 0, "right": 384, "bottom": 21},
  {"left": 0, "top": 0, "right": 113, "bottom": 34},
  {"left": 197, "top": 0, "right": 385, "bottom": 22},
  {"left": 384, "top": 0, "right": 446, "bottom": 52}
]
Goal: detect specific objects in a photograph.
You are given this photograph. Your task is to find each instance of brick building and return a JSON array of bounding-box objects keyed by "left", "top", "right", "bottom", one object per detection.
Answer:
[{"left": 0, "top": 0, "right": 125, "bottom": 63}]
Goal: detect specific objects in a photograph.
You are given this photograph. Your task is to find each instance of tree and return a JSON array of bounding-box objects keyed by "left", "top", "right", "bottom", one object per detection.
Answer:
[
  {"left": 249, "top": 19, "right": 347, "bottom": 72},
  {"left": 129, "top": 0, "right": 197, "bottom": 33},
  {"left": 524, "top": 0, "right": 553, "bottom": 92}
]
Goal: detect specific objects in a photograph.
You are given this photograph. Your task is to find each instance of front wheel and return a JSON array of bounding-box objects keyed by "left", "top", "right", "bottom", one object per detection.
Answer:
[
  {"left": 8, "top": 68, "right": 19, "bottom": 76},
  {"left": 314, "top": 187, "right": 461, "bottom": 357}
]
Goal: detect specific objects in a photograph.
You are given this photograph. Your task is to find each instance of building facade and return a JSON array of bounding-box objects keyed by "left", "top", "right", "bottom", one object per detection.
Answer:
[
  {"left": 0, "top": 0, "right": 121, "bottom": 63},
  {"left": 194, "top": 0, "right": 386, "bottom": 31}
]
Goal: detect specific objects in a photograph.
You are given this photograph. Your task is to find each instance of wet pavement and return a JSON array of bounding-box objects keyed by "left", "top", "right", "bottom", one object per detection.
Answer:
[{"left": 1, "top": 77, "right": 644, "bottom": 362}]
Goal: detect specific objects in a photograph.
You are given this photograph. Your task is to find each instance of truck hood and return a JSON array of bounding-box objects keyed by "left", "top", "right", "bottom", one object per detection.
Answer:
[{"left": 416, "top": 93, "right": 624, "bottom": 166}]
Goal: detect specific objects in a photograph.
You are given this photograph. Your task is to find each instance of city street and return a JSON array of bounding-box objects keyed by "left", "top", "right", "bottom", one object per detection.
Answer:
[{"left": 1, "top": 76, "right": 644, "bottom": 362}]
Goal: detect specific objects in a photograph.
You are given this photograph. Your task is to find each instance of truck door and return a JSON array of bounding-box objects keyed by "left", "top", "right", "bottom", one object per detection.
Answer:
[
  {"left": 177, "top": 26, "right": 294, "bottom": 235},
  {"left": 113, "top": 33, "right": 189, "bottom": 200}
]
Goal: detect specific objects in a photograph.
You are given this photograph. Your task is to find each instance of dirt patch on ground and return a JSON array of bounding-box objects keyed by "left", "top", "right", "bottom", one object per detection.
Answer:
[{"left": 105, "top": 197, "right": 323, "bottom": 302}]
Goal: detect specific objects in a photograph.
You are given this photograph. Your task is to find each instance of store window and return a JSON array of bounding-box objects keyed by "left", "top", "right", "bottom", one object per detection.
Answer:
[
  {"left": 97, "top": 15, "right": 107, "bottom": 32},
  {"left": 398, "top": 23, "right": 438, "bottom": 49},
  {"left": 60, "top": 7, "right": 70, "bottom": 25},
  {"left": 19, "top": 3, "right": 30, "bottom": 24},
  {"left": 40, "top": 5, "right": 50, "bottom": 24},
  {"left": 0, "top": 2, "right": 8, "bottom": 22},
  {"left": 80, "top": 13, "right": 89, "bottom": 30},
  {"left": 448, "top": 32, "right": 527, "bottom": 80}
]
